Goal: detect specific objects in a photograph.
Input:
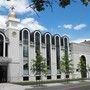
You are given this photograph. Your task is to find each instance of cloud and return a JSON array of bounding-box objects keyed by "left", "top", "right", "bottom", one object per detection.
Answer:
[
  {"left": 63, "top": 24, "right": 73, "bottom": 29},
  {"left": 0, "top": 15, "right": 47, "bottom": 31},
  {"left": 19, "top": 18, "right": 47, "bottom": 31},
  {"left": 0, "top": 15, "right": 7, "bottom": 29},
  {"left": 74, "top": 24, "right": 87, "bottom": 30},
  {"left": 0, "top": 0, "right": 34, "bottom": 14},
  {"left": 72, "top": 38, "right": 90, "bottom": 43},
  {"left": 59, "top": 24, "right": 87, "bottom": 30}
]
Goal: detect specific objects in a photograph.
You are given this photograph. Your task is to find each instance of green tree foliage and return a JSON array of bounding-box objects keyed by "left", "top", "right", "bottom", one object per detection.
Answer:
[
  {"left": 77, "top": 57, "right": 87, "bottom": 78},
  {"left": 29, "top": 0, "right": 90, "bottom": 12},
  {"left": 31, "top": 52, "right": 47, "bottom": 77},
  {"left": 60, "top": 52, "right": 74, "bottom": 76}
]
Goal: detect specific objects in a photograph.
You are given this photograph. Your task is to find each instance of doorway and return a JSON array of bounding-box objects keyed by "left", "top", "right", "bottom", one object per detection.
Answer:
[
  {"left": 0, "top": 65, "right": 7, "bottom": 83},
  {"left": 80, "top": 55, "right": 87, "bottom": 78}
]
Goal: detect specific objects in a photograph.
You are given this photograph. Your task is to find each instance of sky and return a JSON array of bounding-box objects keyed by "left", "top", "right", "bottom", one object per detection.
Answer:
[{"left": 0, "top": 0, "right": 90, "bottom": 43}]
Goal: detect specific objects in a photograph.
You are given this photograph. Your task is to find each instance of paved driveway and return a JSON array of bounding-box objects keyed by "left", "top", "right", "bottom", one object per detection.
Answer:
[
  {"left": 0, "top": 80, "right": 90, "bottom": 90},
  {"left": 0, "top": 83, "right": 25, "bottom": 90}
]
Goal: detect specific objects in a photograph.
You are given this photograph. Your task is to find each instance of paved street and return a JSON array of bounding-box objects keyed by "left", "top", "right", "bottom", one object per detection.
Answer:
[
  {"left": 0, "top": 80, "right": 90, "bottom": 90},
  {"left": 25, "top": 81, "right": 90, "bottom": 90}
]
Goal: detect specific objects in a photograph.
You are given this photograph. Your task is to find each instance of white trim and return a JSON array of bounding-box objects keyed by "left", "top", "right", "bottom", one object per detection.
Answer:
[
  {"left": 0, "top": 33, "right": 5, "bottom": 57},
  {"left": 22, "top": 29, "right": 30, "bottom": 77},
  {"left": 45, "top": 33, "right": 52, "bottom": 75},
  {"left": 54, "top": 35, "right": 61, "bottom": 74}
]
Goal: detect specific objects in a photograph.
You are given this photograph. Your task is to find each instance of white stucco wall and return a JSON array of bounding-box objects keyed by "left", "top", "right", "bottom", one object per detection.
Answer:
[{"left": 70, "top": 43, "right": 90, "bottom": 78}]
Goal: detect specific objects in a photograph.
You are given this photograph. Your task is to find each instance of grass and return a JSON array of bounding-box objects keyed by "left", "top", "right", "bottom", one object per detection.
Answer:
[{"left": 12, "top": 78, "right": 89, "bottom": 86}]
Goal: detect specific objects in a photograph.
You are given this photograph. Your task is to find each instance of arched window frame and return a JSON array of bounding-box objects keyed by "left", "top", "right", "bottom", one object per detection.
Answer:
[
  {"left": 34, "top": 31, "right": 41, "bottom": 55},
  {"left": 63, "top": 36, "right": 69, "bottom": 53},
  {"left": 54, "top": 35, "right": 61, "bottom": 74},
  {"left": 45, "top": 33, "right": 52, "bottom": 72},
  {"left": 0, "top": 33, "right": 5, "bottom": 57},
  {"left": 22, "top": 28, "right": 30, "bottom": 76}
]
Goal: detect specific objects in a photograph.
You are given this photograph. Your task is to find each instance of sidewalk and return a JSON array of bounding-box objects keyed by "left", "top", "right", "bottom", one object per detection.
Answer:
[{"left": 0, "top": 80, "right": 90, "bottom": 90}]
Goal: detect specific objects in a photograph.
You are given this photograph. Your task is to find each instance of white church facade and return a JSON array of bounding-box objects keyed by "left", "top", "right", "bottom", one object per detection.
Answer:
[{"left": 0, "top": 11, "right": 90, "bottom": 83}]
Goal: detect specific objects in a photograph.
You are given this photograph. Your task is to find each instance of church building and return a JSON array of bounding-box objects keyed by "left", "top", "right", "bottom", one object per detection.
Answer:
[{"left": 0, "top": 10, "right": 90, "bottom": 83}]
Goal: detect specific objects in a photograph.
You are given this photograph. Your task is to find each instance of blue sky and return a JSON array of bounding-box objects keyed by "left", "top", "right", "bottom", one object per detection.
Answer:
[{"left": 0, "top": 0, "right": 90, "bottom": 42}]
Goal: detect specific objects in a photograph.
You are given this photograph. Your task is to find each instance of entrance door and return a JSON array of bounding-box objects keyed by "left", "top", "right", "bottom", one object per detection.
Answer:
[
  {"left": 0, "top": 66, "right": 7, "bottom": 83},
  {"left": 80, "top": 55, "right": 87, "bottom": 78}
]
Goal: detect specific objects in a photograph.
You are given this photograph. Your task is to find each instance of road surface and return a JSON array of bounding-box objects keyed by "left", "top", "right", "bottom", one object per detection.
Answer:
[{"left": 25, "top": 81, "right": 90, "bottom": 90}]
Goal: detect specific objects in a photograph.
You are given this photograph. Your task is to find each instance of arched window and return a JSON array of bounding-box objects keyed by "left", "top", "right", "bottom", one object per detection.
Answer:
[
  {"left": 23, "top": 30, "right": 29, "bottom": 57},
  {"left": 64, "top": 38, "right": 67, "bottom": 49},
  {"left": 35, "top": 32, "right": 40, "bottom": 54},
  {"left": 0, "top": 34, "right": 4, "bottom": 56},
  {"left": 56, "top": 36, "right": 60, "bottom": 73},
  {"left": 23, "top": 30, "right": 29, "bottom": 77},
  {"left": 23, "top": 30, "right": 28, "bottom": 44},
  {"left": 46, "top": 34, "right": 51, "bottom": 71},
  {"left": 64, "top": 37, "right": 68, "bottom": 53},
  {"left": 80, "top": 55, "right": 87, "bottom": 78}
]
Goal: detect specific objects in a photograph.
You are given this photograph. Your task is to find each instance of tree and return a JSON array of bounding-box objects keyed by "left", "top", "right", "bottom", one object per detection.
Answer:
[
  {"left": 31, "top": 52, "right": 47, "bottom": 82},
  {"left": 28, "top": 0, "right": 90, "bottom": 12},
  {"left": 60, "top": 52, "right": 74, "bottom": 79},
  {"left": 77, "top": 57, "right": 87, "bottom": 78}
]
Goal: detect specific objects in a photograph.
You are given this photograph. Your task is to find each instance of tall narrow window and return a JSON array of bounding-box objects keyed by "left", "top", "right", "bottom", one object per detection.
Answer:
[
  {"left": 35, "top": 32, "right": 40, "bottom": 54},
  {"left": 64, "top": 38, "right": 68, "bottom": 53},
  {"left": 23, "top": 30, "right": 28, "bottom": 44},
  {"left": 0, "top": 34, "right": 3, "bottom": 56},
  {"left": 46, "top": 34, "right": 51, "bottom": 73},
  {"left": 23, "top": 30, "right": 29, "bottom": 78},
  {"left": 23, "top": 30, "right": 29, "bottom": 57},
  {"left": 56, "top": 36, "right": 60, "bottom": 74}
]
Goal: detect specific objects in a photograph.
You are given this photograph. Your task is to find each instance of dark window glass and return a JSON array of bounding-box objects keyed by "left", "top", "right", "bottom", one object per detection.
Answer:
[
  {"left": 52, "top": 36, "right": 55, "bottom": 45},
  {"left": 64, "top": 38, "right": 68, "bottom": 49},
  {"left": 66, "top": 75, "right": 69, "bottom": 78},
  {"left": 35, "top": 32, "right": 40, "bottom": 54},
  {"left": 47, "top": 76, "right": 51, "bottom": 79},
  {"left": 0, "top": 34, "right": 3, "bottom": 56},
  {"left": 20, "top": 30, "right": 22, "bottom": 41},
  {"left": 64, "top": 38, "right": 68, "bottom": 53},
  {"left": 30, "top": 33, "right": 34, "bottom": 42},
  {"left": 23, "top": 60, "right": 29, "bottom": 75},
  {"left": 23, "top": 30, "right": 28, "bottom": 44},
  {"left": 36, "top": 76, "right": 41, "bottom": 80},
  {"left": 46, "top": 34, "right": 51, "bottom": 70},
  {"left": 5, "top": 43, "right": 8, "bottom": 57},
  {"left": 23, "top": 77, "right": 29, "bottom": 81},
  {"left": 56, "top": 36, "right": 60, "bottom": 70},
  {"left": 76, "top": 69, "right": 79, "bottom": 72},
  {"left": 23, "top": 61, "right": 29, "bottom": 70},
  {"left": 80, "top": 55, "right": 87, "bottom": 78},
  {"left": 57, "top": 75, "right": 61, "bottom": 79},
  {"left": 23, "top": 46, "right": 28, "bottom": 57},
  {"left": 42, "top": 35, "right": 45, "bottom": 43},
  {"left": 61, "top": 38, "right": 63, "bottom": 46}
]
